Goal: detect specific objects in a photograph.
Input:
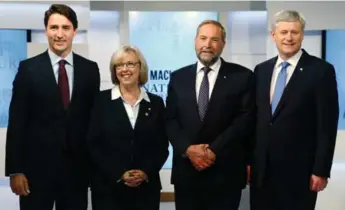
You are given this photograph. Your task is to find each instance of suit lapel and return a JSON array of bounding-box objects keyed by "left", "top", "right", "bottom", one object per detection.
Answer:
[
  {"left": 69, "top": 53, "right": 82, "bottom": 106},
  {"left": 39, "top": 51, "right": 65, "bottom": 111},
  {"left": 271, "top": 50, "right": 310, "bottom": 120},
  {"left": 202, "top": 59, "right": 228, "bottom": 123},
  {"left": 134, "top": 99, "right": 151, "bottom": 132},
  {"left": 186, "top": 64, "right": 203, "bottom": 130},
  {"left": 262, "top": 57, "right": 277, "bottom": 119},
  {"left": 111, "top": 98, "right": 134, "bottom": 132}
]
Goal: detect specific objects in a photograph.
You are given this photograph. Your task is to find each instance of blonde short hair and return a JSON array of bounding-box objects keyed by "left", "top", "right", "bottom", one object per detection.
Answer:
[
  {"left": 272, "top": 10, "right": 306, "bottom": 31},
  {"left": 109, "top": 45, "right": 149, "bottom": 86},
  {"left": 196, "top": 19, "right": 226, "bottom": 42}
]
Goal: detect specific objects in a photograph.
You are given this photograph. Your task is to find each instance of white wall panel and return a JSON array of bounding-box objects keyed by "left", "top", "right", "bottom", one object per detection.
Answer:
[
  {"left": 0, "top": 3, "right": 90, "bottom": 30},
  {"left": 88, "top": 11, "right": 120, "bottom": 91},
  {"left": 266, "top": 2, "right": 345, "bottom": 30}
]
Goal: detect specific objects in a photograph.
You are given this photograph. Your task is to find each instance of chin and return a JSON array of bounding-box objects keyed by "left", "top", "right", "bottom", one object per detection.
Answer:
[
  {"left": 201, "top": 54, "right": 212, "bottom": 60},
  {"left": 54, "top": 47, "right": 67, "bottom": 53},
  {"left": 281, "top": 46, "right": 297, "bottom": 52},
  {"left": 285, "top": 49, "right": 298, "bottom": 55},
  {"left": 120, "top": 81, "right": 135, "bottom": 86},
  {"left": 200, "top": 56, "right": 213, "bottom": 62}
]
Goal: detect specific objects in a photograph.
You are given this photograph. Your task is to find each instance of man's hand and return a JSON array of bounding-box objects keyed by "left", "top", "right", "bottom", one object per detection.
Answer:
[
  {"left": 246, "top": 165, "right": 251, "bottom": 185},
  {"left": 186, "top": 144, "right": 215, "bottom": 171},
  {"left": 122, "top": 170, "right": 148, "bottom": 188},
  {"left": 206, "top": 147, "right": 216, "bottom": 162},
  {"left": 10, "top": 174, "right": 30, "bottom": 196},
  {"left": 310, "top": 174, "right": 328, "bottom": 192}
]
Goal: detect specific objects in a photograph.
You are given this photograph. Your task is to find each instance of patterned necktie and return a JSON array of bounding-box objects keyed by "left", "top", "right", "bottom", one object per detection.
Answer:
[
  {"left": 271, "top": 61, "right": 290, "bottom": 114},
  {"left": 198, "top": 66, "right": 211, "bottom": 121},
  {"left": 58, "top": 60, "right": 70, "bottom": 109}
]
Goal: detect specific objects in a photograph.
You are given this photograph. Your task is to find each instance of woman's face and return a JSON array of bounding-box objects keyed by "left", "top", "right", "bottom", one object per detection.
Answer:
[{"left": 115, "top": 52, "right": 141, "bottom": 87}]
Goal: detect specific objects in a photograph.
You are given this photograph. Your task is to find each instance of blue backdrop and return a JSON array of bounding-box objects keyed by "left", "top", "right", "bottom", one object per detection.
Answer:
[
  {"left": 325, "top": 30, "right": 345, "bottom": 130},
  {"left": 0, "top": 30, "right": 27, "bottom": 127}
]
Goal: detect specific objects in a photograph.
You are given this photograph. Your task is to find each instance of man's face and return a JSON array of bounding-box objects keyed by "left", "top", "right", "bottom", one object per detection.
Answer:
[
  {"left": 45, "top": 13, "right": 76, "bottom": 57},
  {"left": 271, "top": 21, "right": 304, "bottom": 59},
  {"left": 195, "top": 23, "right": 225, "bottom": 66}
]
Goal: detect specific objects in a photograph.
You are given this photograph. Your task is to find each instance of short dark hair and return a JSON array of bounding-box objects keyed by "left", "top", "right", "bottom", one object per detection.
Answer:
[{"left": 44, "top": 4, "right": 78, "bottom": 29}]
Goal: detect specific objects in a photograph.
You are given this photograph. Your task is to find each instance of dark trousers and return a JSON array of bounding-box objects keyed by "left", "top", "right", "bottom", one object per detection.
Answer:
[
  {"left": 250, "top": 165, "right": 317, "bottom": 210},
  {"left": 91, "top": 184, "right": 160, "bottom": 210},
  {"left": 19, "top": 177, "right": 88, "bottom": 210},
  {"left": 174, "top": 184, "right": 242, "bottom": 210}
]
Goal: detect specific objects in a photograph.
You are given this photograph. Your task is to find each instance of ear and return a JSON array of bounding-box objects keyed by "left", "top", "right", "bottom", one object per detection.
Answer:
[
  {"left": 301, "top": 31, "right": 305, "bottom": 41},
  {"left": 73, "top": 28, "right": 77, "bottom": 38},
  {"left": 270, "top": 30, "right": 275, "bottom": 41}
]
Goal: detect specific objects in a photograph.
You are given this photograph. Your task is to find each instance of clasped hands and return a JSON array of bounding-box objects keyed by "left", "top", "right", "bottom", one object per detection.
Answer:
[
  {"left": 121, "top": 169, "right": 148, "bottom": 188},
  {"left": 186, "top": 144, "right": 216, "bottom": 171}
]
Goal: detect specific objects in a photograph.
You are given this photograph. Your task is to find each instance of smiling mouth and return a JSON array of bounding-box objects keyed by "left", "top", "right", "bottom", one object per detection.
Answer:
[
  {"left": 55, "top": 41, "right": 66, "bottom": 45},
  {"left": 121, "top": 74, "right": 132, "bottom": 78}
]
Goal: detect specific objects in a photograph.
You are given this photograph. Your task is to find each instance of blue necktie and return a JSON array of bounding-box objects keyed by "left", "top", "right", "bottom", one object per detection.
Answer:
[
  {"left": 271, "top": 61, "right": 290, "bottom": 114},
  {"left": 198, "top": 67, "right": 211, "bottom": 121}
]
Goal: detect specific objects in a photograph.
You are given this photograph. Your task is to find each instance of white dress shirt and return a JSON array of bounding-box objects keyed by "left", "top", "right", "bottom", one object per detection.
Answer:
[
  {"left": 111, "top": 85, "right": 150, "bottom": 129},
  {"left": 48, "top": 49, "right": 74, "bottom": 99},
  {"left": 195, "top": 58, "right": 221, "bottom": 101},
  {"left": 270, "top": 49, "right": 303, "bottom": 102}
]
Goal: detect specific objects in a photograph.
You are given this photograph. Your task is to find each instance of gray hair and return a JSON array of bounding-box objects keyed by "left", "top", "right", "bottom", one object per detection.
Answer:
[
  {"left": 109, "top": 45, "right": 148, "bottom": 86},
  {"left": 271, "top": 10, "right": 306, "bottom": 31}
]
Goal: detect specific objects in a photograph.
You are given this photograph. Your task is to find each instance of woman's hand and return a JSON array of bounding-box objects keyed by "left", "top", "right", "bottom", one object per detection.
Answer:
[{"left": 122, "top": 170, "right": 148, "bottom": 187}]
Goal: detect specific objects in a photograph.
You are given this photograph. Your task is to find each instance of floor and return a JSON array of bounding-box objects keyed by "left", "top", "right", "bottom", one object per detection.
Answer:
[
  {"left": 4, "top": 178, "right": 345, "bottom": 210},
  {"left": 0, "top": 178, "right": 250, "bottom": 210}
]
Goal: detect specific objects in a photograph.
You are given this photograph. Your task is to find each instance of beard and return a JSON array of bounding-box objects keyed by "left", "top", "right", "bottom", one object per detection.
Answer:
[{"left": 197, "top": 51, "right": 219, "bottom": 67}]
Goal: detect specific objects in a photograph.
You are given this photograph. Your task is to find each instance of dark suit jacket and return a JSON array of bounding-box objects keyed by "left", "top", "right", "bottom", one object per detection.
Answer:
[
  {"left": 165, "top": 58, "right": 255, "bottom": 190},
  {"left": 87, "top": 89, "right": 169, "bottom": 193},
  {"left": 252, "top": 49, "right": 339, "bottom": 188},
  {"left": 5, "top": 51, "right": 100, "bottom": 189}
]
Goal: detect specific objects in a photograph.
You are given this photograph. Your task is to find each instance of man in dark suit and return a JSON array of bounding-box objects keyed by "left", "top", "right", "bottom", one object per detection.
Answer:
[
  {"left": 165, "top": 20, "right": 255, "bottom": 210},
  {"left": 250, "top": 10, "right": 339, "bottom": 210},
  {"left": 5, "top": 4, "right": 100, "bottom": 210}
]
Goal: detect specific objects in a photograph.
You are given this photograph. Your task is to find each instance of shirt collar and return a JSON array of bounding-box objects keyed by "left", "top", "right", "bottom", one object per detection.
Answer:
[
  {"left": 48, "top": 49, "right": 74, "bottom": 66},
  {"left": 111, "top": 85, "right": 150, "bottom": 103},
  {"left": 275, "top": 49, "right": 303, "bottom": 68},
  {"left": 196, "top": 57, "right": 221, "bottom": 73}
]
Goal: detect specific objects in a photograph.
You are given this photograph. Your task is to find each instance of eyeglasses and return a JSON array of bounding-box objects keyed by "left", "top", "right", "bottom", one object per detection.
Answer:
[{"left": 115, "top": 61, "right": 140, "bottom": 70}]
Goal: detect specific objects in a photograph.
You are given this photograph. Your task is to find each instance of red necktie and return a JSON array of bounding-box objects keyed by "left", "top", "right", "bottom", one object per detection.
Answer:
[{"left": 58, "top": 60, "right": 70, "bottom": 109}]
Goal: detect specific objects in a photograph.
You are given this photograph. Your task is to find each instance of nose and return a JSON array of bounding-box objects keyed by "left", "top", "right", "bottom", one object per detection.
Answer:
[
  {"left": 286, "top": 32, "right": 293, "bottom": 41},
  {"left": 120, "top": 65, "right": 130, "bottom": 71},
  {"left": 57, "top": 28, "right": 63, "bottom": 38},
  {"left": 205, "top": 38, "right": 212, "bottom": 47}
]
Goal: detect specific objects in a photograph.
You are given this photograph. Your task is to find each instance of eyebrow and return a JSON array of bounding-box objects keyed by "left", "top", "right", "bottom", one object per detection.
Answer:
[{"left": 49, "top": 24, "right": 72, "bottom": 28}]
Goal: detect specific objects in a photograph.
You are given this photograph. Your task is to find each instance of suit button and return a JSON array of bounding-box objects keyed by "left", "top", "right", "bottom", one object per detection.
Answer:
[{"left": 268, "top": 122, "right": 273, "bottom": 127}]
